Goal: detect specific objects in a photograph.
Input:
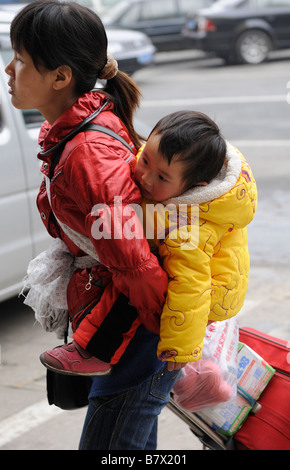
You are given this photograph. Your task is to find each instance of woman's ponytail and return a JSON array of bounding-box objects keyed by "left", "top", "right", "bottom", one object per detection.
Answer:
[{"left": 103, "top": 70, "right": 144, "bottom": 149}]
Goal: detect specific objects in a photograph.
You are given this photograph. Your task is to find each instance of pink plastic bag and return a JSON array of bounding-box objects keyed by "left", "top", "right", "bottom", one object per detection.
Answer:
[{"left": 172, "top": 318, "right": 238, "bottom": 412}]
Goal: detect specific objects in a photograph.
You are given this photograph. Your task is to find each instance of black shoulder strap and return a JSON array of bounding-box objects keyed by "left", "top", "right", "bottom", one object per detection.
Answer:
[
  {"left": 49, "top": 116, "right": 134, "bottom": 180},
  {"left": 83, "top": 123, "right": 134, "bottom": 154}
]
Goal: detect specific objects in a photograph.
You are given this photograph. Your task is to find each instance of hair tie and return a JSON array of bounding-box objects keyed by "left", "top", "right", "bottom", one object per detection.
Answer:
[{"left": 99, "top": 54, "right": 118, "bottom": 80}]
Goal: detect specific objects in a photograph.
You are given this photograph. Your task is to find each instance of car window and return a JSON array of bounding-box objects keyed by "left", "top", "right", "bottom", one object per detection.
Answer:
[
  {"left": 179, "top": 0, "right": 212, "bottom": 14},
  {"left": 102, "top": 0, "right": 132, "bottom": 22},
  {"left": 140, "top": 0, "right": 178, "bottom": 20},
  {"left": 118, "top": 2, "right": 141, "bottom": 24},
  {"left": 209, "top": 0, "right": 247, "bottom": 9},
  {"left": 254, "top": 0, "right": 290, "bottom": 6},
  {"left": 22, "top": 110, "right": 45, "bottom": 128}
]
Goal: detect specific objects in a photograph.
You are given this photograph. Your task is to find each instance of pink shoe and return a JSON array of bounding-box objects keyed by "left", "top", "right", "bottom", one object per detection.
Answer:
[{"left": 40, "top": 341, "right": 111, "bottom": 376}]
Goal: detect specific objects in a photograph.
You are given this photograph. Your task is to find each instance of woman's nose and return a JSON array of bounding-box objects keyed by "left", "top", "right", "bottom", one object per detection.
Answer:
[{"left": 5, "top": 60, "right": 14, "bottom": 77}]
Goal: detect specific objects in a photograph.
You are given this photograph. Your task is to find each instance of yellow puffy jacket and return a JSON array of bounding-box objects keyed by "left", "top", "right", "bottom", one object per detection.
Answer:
[{"left": 141, "top": 143, "right": 257, "bottom": 363}]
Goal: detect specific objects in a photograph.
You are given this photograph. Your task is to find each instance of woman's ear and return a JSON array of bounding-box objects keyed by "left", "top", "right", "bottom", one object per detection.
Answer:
[
  {"left": 196, "top": 181, "right": 208, "bottom": 186},
  {"left": 53, "top": 65, "right": 73, "bottom": 90}
]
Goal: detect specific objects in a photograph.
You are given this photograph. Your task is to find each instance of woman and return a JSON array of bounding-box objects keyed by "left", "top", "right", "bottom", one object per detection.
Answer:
[{"left": 6, "top": 0, "right": 180, "bottom": 449}]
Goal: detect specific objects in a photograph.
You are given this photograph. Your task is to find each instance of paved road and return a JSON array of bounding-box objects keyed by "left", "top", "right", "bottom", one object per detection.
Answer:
[{"left": 0, "top": 50, "right": 289, "bottom": 451}]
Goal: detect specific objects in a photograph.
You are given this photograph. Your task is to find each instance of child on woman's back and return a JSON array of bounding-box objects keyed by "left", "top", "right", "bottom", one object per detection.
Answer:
[
  {"left": 134, "top": 110, "right": 257, "bottom": 370},
  {"left": 41, "top": 110, "right": 257, "bottom": 378}
]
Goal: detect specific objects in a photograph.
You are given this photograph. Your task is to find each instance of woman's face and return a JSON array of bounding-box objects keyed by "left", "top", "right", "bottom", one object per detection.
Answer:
[{"left": 5, "top": 47, "right": 58, "bottom": 116}]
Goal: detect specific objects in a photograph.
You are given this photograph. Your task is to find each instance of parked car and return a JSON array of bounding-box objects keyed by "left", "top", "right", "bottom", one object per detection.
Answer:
[
  {"left": 103, "top": 0, "right": 213, "bottom": 51},
  {"left": 0, "top": 5, "right": 155, "bottom": 75},
  {"left": 106, "top": 27, "right": 156, "bottom": 75},
  {"left": 78, "top": 0, "right": 158, "bottom": 73},
  {"left": 183, "top": 0, "right": 290, "bottom": 64},
  {"left": 106, "top": 26, "right": 155, "bottom": 74}
]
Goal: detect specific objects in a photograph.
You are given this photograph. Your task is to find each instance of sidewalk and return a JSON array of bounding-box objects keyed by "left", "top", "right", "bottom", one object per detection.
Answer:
[{"left": 0, "top": 397, "right": 202, "bottom": 450}]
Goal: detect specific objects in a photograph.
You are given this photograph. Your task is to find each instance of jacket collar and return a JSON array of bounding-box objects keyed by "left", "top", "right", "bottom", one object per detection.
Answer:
[
  {"left": 38, "top": 91, "right": 113, "bottom": 161},
  {"left": 164, "top": 142, "right": 242, "bottom": 206}
]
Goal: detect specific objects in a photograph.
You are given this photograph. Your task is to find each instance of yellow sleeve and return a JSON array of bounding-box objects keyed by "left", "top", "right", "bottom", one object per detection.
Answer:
[{"left": 156, "top": 223, "right": 215, "bottom": 363}]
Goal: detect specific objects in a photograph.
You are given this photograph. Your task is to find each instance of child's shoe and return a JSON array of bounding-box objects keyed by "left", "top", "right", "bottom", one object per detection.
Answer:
[{"left": 40, "top": 340, "right": 111, "bottom": 376}]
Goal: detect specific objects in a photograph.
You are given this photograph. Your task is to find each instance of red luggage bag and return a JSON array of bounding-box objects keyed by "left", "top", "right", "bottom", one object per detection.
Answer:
[{"left": 234, "top": 328, "right": 290, "bottom": 450}]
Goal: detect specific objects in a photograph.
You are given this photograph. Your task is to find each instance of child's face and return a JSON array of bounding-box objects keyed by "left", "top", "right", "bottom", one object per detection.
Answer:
[
  {"left": 5, "top": 47, "right": 57, "bottom": 115},
  {"left": 135, "top": 132, "right": 186, "bottom": 202}
]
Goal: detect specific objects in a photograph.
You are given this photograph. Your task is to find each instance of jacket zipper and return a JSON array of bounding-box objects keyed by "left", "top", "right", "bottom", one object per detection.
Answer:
[{"left": 85, "top": 272, "right": 94, "bottom": 290}]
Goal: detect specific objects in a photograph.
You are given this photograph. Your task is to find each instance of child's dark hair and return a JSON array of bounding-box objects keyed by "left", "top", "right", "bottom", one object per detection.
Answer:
[
  {"left": 10, "top": 0, "right": 142, "bottom": 147},
  {"left": 150, "top": 111, "right": 227, "bottom": 192}
]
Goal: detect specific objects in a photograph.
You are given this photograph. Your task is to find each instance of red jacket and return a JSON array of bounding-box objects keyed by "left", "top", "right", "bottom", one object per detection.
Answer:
[{"left": 36, "top": 91, "right": 167, "bottom": 335}]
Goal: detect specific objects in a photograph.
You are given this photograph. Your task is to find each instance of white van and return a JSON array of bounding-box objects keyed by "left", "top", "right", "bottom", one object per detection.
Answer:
[{"left": 0, "top": 46, "right": 49, "bottom": 302}]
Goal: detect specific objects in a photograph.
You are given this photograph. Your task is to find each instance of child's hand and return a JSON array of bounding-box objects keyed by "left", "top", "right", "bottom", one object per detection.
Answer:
[{"left": 167, "top": 361, "right": 187, "bottom": 371}]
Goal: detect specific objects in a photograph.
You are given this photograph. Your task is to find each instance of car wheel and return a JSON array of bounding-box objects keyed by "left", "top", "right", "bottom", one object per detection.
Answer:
[{"left": 235, "top": 29, "right": 272, "bottom": 64}]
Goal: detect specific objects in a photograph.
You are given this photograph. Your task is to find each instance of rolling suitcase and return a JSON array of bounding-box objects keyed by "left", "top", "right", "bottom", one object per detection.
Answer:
[
  {"left": 234, "top": 327, "right": 290, "bottom": 450},
  {"left": 168, "top": 327, "right": 290, "bottom": 450}
]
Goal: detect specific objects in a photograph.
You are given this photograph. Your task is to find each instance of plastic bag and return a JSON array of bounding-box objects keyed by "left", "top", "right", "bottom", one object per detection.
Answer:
[
  {"left": 21, "top": 238, "right": 96, "bottom": 339},
  {"left": 172, "top": 318, "right": 238, "bottom": 412}
]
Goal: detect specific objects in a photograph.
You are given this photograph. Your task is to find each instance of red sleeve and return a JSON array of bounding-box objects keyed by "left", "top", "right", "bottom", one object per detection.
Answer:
[{"left": 65, "top": 139, "right": 168, "bottom": 333}]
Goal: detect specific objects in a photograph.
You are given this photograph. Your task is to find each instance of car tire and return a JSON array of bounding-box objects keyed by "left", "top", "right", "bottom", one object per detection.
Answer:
[{"left": 235, "top": 29, "right": 272, "bottom": 64}]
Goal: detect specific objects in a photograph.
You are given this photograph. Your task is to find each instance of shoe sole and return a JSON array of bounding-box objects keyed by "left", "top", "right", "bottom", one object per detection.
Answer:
[{"left": 39, "top": 354, "right": 112, "bottom": 377}]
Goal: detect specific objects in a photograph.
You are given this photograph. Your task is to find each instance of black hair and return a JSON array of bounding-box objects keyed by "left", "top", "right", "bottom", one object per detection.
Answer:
[
  {"left": 10, "top": 0, "right": 142, "bottom": 147},
  {"left": 150, "top": 110, "right": 227, "bottom": 192}
]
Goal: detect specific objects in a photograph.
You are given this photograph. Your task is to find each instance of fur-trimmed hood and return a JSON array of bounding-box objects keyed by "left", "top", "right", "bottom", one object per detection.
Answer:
[{"left": 164, "top": 142, "right": 257, "bottom": 229}]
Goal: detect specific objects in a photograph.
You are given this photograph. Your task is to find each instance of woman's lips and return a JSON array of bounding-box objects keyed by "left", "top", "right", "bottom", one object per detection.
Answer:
[{"left": 8, "top": 82, "right": 14, "bottom": 94}]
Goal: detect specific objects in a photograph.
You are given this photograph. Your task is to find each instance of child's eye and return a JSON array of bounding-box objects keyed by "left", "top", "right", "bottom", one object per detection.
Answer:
[
  {"left": 159, "top": 175, "right": 167, "bottom": 182},
  {"left": 142, "top": 156, "right": 148, "bottom": 165}
]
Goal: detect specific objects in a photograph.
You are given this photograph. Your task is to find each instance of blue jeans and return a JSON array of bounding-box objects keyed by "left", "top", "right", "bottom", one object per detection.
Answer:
[{"left": 79, "top": 364, "right": 181, "bottom": 450}]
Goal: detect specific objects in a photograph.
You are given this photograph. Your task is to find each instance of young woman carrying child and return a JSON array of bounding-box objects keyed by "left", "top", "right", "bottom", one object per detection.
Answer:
[{"left": 6, "top": 0, "right": 257, "bottom": 449}]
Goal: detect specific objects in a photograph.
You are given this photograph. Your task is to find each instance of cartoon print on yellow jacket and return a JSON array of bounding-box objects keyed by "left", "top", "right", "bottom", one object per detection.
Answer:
[{"left": 141, "top": 142, "right": 257, "bottom": 364}]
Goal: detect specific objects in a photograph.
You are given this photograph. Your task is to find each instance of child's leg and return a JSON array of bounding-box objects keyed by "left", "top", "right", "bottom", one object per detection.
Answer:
[
  {"left": 81, "top": 289, "right": 141, "bottom": 364},
  {"left": 67, "top": 266, "right": 140, "bottom": 362},
  {"left": 40, "top": 282, "right": 141, "bottom": 376}
]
